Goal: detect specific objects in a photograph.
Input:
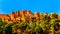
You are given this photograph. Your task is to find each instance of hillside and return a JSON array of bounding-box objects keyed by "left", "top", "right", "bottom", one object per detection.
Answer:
[{"left": 0, "top": 10, "right": 60, "bottom": 34}]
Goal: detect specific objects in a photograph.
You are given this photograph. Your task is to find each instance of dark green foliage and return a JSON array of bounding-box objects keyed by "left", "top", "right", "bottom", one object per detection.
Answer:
[
  {"left": 5, "top": 25, "right": 12, "bottom": 34},
  {"left": 29, "top": 21, "right": 36, "bottom": 29},
  {"left": 19, "top": 22, "right": 28, "bottom": 30},
  {"left": 34, "top": 26, "right": 43, "bottom": 34}
]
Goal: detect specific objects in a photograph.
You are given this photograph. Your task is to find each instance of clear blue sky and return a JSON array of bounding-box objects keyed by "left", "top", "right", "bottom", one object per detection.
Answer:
[{"left": 0, "top": 0, "right": 60, "bottom": 14}]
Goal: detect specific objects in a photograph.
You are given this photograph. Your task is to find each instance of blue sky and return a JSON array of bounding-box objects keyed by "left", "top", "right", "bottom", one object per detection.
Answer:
[{"left": 0, "top": 0, "right": 60, "bottom": 14}]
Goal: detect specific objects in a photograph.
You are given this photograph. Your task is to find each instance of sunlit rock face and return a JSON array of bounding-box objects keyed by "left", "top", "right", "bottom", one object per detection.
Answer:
[
  {"left": 34, "top": 12, "right": 40, "bottom": 20},
  {"left": 0, "top": 10, "right": 60, "bottom": 24},
  {"left": 20, "top": 10, "right": 33, "bottom": 22},
  {"left": 58, "top": 14, "right": 60, "bottom": 20},
  {"left": 18, "top": 11, "right": 21, "bottom": 17},
  {"left": 0, "top": 10, "right": 33, "bottom": 23},
  {"left": 0, "top": 14, "right": 10, "bottom": 23},
  {"left": 39, "top": 13, "right": 43, "bottom": 20}
]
